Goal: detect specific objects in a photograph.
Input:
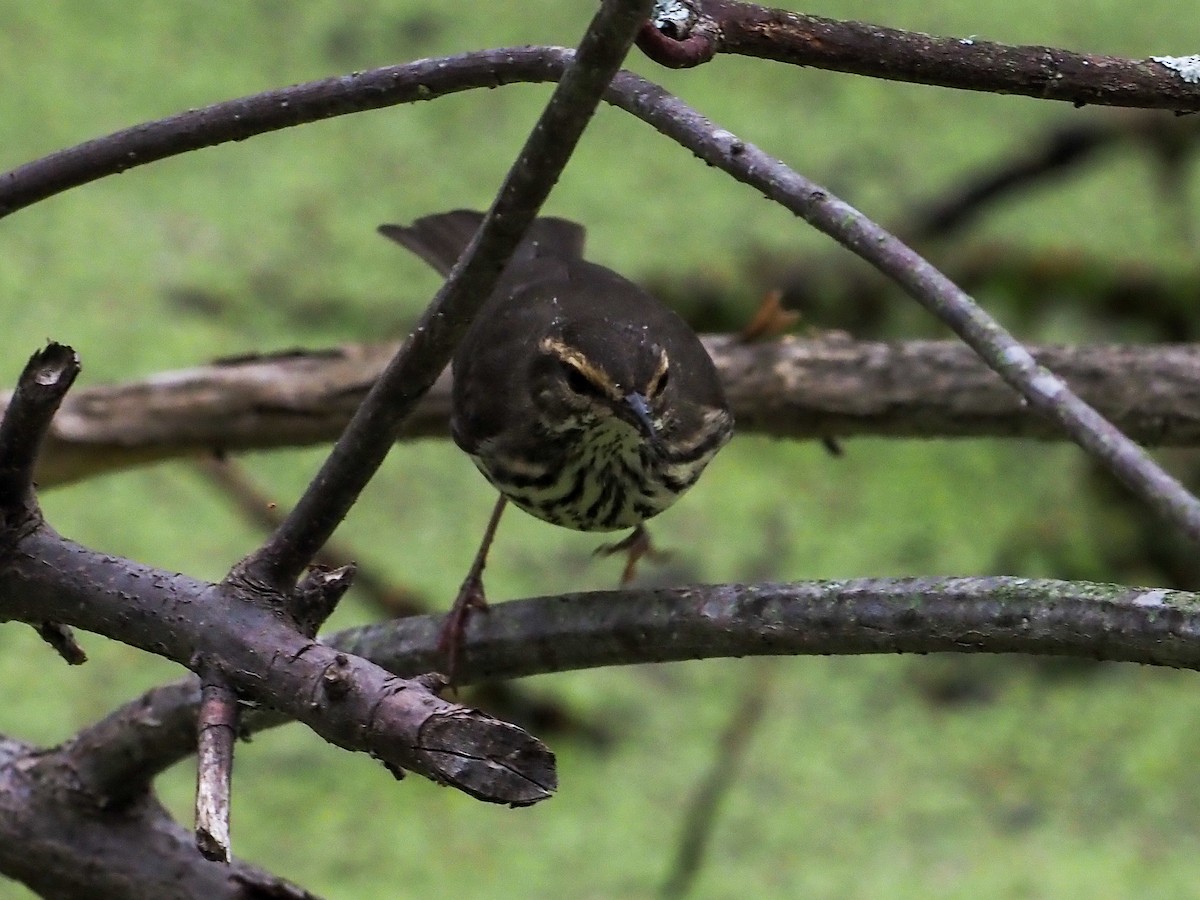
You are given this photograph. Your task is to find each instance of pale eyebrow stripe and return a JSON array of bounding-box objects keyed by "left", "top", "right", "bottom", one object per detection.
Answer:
[
  {"left": 646, "top": 348, "right": 669, "bottom": 395},
  {"left": 540, "top": 336, "right": 621, "bottom": 399}
]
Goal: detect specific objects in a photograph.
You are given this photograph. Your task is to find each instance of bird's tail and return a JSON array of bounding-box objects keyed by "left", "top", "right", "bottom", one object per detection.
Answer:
[{"left": 378, "top": 209, "right": 586, "bottom": 275}]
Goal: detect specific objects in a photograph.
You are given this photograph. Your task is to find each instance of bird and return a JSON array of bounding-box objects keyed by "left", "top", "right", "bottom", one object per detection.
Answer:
[{"left": 379, "top": 210, "right": 733, "bottom": 677}]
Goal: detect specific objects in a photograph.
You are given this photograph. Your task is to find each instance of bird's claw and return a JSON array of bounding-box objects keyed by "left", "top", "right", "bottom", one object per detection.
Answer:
[
  {"left": 594, "top": 524, "right": 670, "bottom": 585},
  {"left": 437, "top": 574, "right": 489, "bottom": 686}
]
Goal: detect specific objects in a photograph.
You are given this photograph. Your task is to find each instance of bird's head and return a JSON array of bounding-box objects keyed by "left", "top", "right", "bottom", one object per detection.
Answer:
[{"left": 531, "top": 324, "right": 671, "bottom": 446}]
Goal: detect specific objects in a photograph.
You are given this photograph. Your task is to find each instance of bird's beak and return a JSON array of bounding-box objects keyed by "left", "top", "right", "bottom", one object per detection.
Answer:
[{"left": 623, "top": 392, "right": 659, "bottom": 444}]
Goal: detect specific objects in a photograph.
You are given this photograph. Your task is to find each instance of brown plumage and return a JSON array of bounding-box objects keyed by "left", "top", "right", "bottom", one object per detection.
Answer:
[{"left": 379, "top": 210, "right": 733, "bottom": 675}]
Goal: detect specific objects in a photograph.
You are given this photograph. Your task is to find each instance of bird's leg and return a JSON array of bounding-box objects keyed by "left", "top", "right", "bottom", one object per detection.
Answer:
[
  {"left": 594, "top": 523, "right": 669, "bottom": 585},
  {"left": 439, "top": 494, "right": 508, "bottom": 683}
]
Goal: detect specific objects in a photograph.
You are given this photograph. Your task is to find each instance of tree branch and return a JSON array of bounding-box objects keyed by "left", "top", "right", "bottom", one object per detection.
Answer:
[
  {"left": 55, "top": 680, "right": 202, "bottom": 807},
  {"left": 0, "top": 49, "right": 567, "bottom": 219},
  {"left": 0, "top": 737, "right": 318, "bottom": 899},
  {"left": 638, "top": 0, "right": 1200, "bottom": 111},
  {"left": 0, "top": 343, "right": 87, "bottom": 664},
  {"left": 342, "top": 577, "right": 1200, "bottom": 676},
  {"left": 1, "top": 49, "right": 1193, "bottom": 541},
  {"left": 53, "top": 572, "right": 1189, "bottom": 888},
  {"left": 23, "top": 338, "right": 1200, "bottom": 487},
  {"left": 3, "top": 29, "right": 1197, "bottom": 224},
  {"left": 607, "top": 72, "right": 1200, "bottom": 544},
  {"left": 193, "top": 668, "right": 237, "bottom": 863},
  {"left": 0, "top": 342, "right": 552, "bottom": 808},
  {"left": 0, "top": 524, "right": 555, "bottom": 806},
  {"left": 0, "top": 343, "right": 77, "bottom": 513},
  {"left": 4, "top": 10, "right": 1187, "bottom": 896},
  {"left": 56, "top": 575, "right": 1200, "bottom": 797}
]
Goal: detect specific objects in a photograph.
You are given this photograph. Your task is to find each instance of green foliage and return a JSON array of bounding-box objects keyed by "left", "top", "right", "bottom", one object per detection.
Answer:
[{"left": 2, "top": 1, "right": 1200, "bottom": 897}]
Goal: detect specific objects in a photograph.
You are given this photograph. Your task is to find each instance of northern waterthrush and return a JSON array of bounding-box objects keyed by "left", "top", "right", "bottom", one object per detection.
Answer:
[{"left": 379, "top": 210, "right": 733, "bottom": 669}]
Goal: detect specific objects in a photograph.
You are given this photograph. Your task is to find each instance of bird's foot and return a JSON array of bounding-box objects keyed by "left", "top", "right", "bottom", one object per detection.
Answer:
[
  {"left": 436, "top": 495, "right": 507, "bottom": 687},
  {"left": 437, "top": 574, "right": 489, "bottom": 687},
  {"left": 736, "top": 288, "right": 800, "bottom": 343},
  {"left": 594, "top": 524, "right": 670, "bottom": 585}
]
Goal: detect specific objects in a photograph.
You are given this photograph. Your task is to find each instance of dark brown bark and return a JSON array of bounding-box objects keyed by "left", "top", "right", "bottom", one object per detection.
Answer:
[
  {"left": 346, "top": 577, "right": 1200, "bottom": 677},
  {"left": 0, "top": 737, "right": 317, "bottom": 900},
  {"left": 47, "top": 575, "right": 1200, "bottom": 804},
  {"left": 0, "top": 498, "right": 555, "bottom": 807},
  {"left": 639, "top": 1, "right": 1200, "bottom": 111},
  {"left": 0, "top": 342, "right": 556, "bottom": 805},
  {"left": 0, "top": 4, "right": 663, "bottom": 889}
]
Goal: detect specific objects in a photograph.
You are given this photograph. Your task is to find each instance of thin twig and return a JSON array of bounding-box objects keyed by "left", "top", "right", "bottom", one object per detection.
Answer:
[
  {"left": 194, "top": 666, "right": 237, "bottom": 863},
  {"left": 3, "top": 28, "right": 1198, "bottom": 223},
  {"left": 607, "top": 71, "right": 1200, "bottom": 544},
  {"left": 291, "top": 564, "right": 356, "bottom": 638},
  {"left": 196, "top": 457, "right": 425, "bottom": 618},
  {"left": 236, "top": 5, "right": 652, "bottom": 591},
  {"left": 33, "top": 622, "right": 87, "bottom": 665}
]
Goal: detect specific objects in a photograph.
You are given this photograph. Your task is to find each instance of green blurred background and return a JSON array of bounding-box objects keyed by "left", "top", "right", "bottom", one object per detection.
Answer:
[{"left": 2, "top": 2, "right": 1200, "bottom": 897}]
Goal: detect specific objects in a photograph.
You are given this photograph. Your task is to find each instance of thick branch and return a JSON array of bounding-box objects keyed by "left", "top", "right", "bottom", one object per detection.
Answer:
[
  {"left": 59, "top": 680, "right": 202, "bottom": 807},
  {"left": 34, "top": 572, "right": 1175, "bottom": 894},
  {"left": 342, "top": 577, "right": 1200, "bottom": 677},
  {"left": 717, "top": 338, "right": 1200, "bottom": 445},
  {"left": 0, "top": 736, "right": 317, "bottom": 899},
  {"left": 23, "top": 338, "right": 1200, "bottom": 487},
  {"left": 0, "top": 525, "right": 554, "bottom": 806},
  {"left": 639, "top": 1, "right": 1200, "bottom": 111},
  {"left": 63, "top": 576, "right": 1200, "bottom": 795},
  {"left": 238, "top": 2, "right": 652, "bottom": 590}
]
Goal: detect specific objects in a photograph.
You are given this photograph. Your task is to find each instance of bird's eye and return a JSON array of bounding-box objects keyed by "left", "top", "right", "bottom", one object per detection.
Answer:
[
  {"left": 561, "top": 361, "right": 601, "bottom": 397},
  {"left": 650, "top": 369, "right": 670, "bottom": 398}
]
